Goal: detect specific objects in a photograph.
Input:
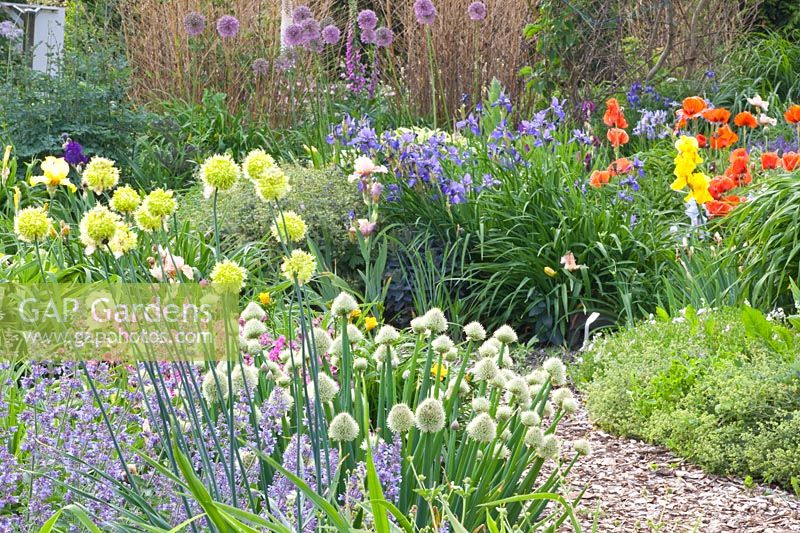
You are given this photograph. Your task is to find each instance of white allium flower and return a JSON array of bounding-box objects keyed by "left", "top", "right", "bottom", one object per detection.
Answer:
[
  {"left": 387, "top": 403, "right": 415, "bottom": 433},
  {"left": 316, "top": 373, "right": 339, "bottom": 403},
  {"left": 242, "top": 319, "right": 267, "bottom": 340},
  {"left": 410, "top": 316, "right": 428, "bottom": 334},
  {"left": 402, "top": 370, "right": 411, "bottom": 380},
  {"left": 328, "top": 337, "right": 343, "bottom": 355},
  {"left": 524, "top": 426, "right": 544, "bottom": 448},
  {"left": 520, "top": 410, "right": 540, "bottom": 427},
  {"left": 422, "top": 308, "right": 448, "bottom": 333},
  {"left": 215, "top": 360, "right": 231, "bottom": 375},
  {"left": 241, "top": 302, "right": 266, "bottom": 321},
  {"left": 573, "top": 438, "right": 591, "bottom": 457},
  {"left": 331, "top": 292, "right": 358, "bottom": 316},
  {"left": 445, "top": 347, "right": 459, "bottom": 362},
  {"left": 463, "top": 321, "right": 486, "bottom": 341},
  {"left": 471, "top": 397, "right": 491, "bottom": 413},
  {"left": 526, "top": 369, "right": 549, "bottom": 385},
  {"left": 472, "top": 357, "right": 500, "bottom": 382},
  {"left": 493, "top": 325, "right": 518, "bottom": 344},
  {"left": 431, "top": 335, "right": 455, "bottom": 354},
  {"left": 230, "top": 364, "right": 259, "bottom": 394},
  {"left": 500, "top": 428, "right": 512, "bottom": 442},
  {"left": 372, "top": 344, "right": 388, "bottom": 363},
  {"left": 551, "top": 387, "right": 573, "bottom": 406},
  {"left": 537, "top": 434, "right": 560, "bottom": 460},
  {"left": 542, "top": 357, "right": 567, "bottom": 386},
  {"left": 354, "top": 358, "right": 368, "bottom": 371},
  {"left": 329, "top": 413, "right": 359, "bottom": 442},
  {"left": 506, "top": 376, "right": 528, "bottom": 398},
  {"left": 346, "top": 324, "right": 363, "bottom": 343},
  {"left": 245, "top": 339, "right": 263, "bottom": 355},
  {"left": 562, "top": 397, "right": 579, "bottom": 414},
  {"left": 542, "top": 401, "right": 554, "bottom": 418},
  {"left": 375, "top": 325, "right": 400, "bottom": 345},
  {"left": 496, "top": 405, "right": 514, "bottom": 423},
  {"left": 497, "top": 444, "right": 511, "bottom": 460},
  {"left": 313, "top": 327, "right": 332, "bottom": 354},
  {"left": 478, "top": 342, "right": 499, "bottom": 359},
  {"left": 415, "top": 398, "right": 445, "bottom": 433},
  {"left": 202, "top": 370, "right": 229, "bottom": 404},
  {"left": 466, "top": 413, "right": 496, "bottom": 443}
]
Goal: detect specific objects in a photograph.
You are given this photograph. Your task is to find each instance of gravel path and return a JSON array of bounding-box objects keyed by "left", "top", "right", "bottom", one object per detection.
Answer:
[{"left": 557, "top": 401, "right": 800, "bottom": 532}]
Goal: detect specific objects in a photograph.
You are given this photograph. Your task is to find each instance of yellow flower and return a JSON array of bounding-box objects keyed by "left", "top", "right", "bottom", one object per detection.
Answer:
[
  {"left": 210, "top": 259, "right": 248, "bottom": 292},
  {"left": 142, "top": 189, "right": 177, "bottom": 217},
  {"left": 254, "top": 167, "right": 290, "bottom": 203},
  {"left": 79, "top": 205, "right": 121, "bottom": 255},
  {"left": 200, "top": 154, "right": 240, "bottom": 198},
  {"left": 108, "top": 225, "right": 138, "bottom": 258},
  {"left": 258, "top": 292, "right": 271, "bottom": 305},
  {"left": 544, "top": 266, "right": 557, "bottom": 277},
  {"left": 280, "top": 250, "right": 316, "bottom": 285},
  {"left": 82, "top": 157, "right": 120, "bottom": 194},
  {"left": 14, "top": 206, "right": 53, "bottom": 242},
  {"left": 13, "top": 186, "right": 20, "bottom": 211},
  {"left": 242, "top": 149, "right": 276, "bottom": 182},
  {"left": 686, "top": 172, "right": 713, "bottom": 205},
  {"left": 364, "top": 316, "right": 378, "bottom": 331},
  {"left": 110, "top": 185, "right": 141, "bottom": 214},
  {"left": 430, "top": 362, "right": 448, "bottom": 381},
  {"left": 30, "top": 157, "right": 76, "bottom": 194},
  {"left": 349, "top": 308, "right": 362, "bottom": 320},
  {"left": 133, "top": 205, "right": 164, "bottom": 233},
  {"left": 674, "top": 135, "right": 699, "bottom": 154},
  {"left": 271, "top": 211, "right": 307, "bottom": 243}
]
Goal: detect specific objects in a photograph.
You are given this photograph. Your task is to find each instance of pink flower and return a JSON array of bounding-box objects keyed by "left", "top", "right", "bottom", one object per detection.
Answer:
[
  {"left": 348, "top": 156, "right": 387, "bottom": 183},
  {"left": 149, "top": 247, "right": 194, "bottom": 281},
  {"left": 358, "top": 218, "right": 377, "bottom": 237}
]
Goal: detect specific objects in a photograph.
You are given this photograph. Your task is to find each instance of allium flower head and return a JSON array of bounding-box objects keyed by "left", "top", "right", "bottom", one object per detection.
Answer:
[
  {"left": 414, "top": 0, "right": 437, "bottom": 24},
  {"left": 422, "top": 308, "right": 447, "bottom": 333},
  {"left": 316, "top": 373, "right": 340, "bottom": 403},
  {"left": 520, "top": 410, "right": 540, "bottom": 427},
  {"left": 292, "top": 5, "right": 313, "bottom": 24},
  {"left": 463, "top": 321, "right": 486, "bottom": 341},
  {"left": 562, "top": 397, "right": 579, "bottom": 414},
  {"left": 270, "top": 211, "right": 307, "bottom": 242},
  {"left": 493, "top": 325, "right": 518, "bottom": 344},
  {"left": 542, "top": 357, "right": 567, "bottom": 386},
  {"left": 410, "top": 316, "right": 427, "bottom": 334},
  {"left": 506, "top": 376, "right": 528, "bottom": 398},
  {"left": 281, "top": 250, "right": 316, "bottom": 285},
  {"left": 431, "top": 334, "right": 455, "bottom": 354},
  {"left": 252, "top": 58, "right": 269, "bottom": 76},
  {"left": 82, "top": 157, "right": 119, "bottom": 194},
  {"left": 472, "top": 357, "right": 500, "bottom": 382},
  {"left": 551, "top": 387, "right": 573, "bottom": 406},
  {"left": 313, "top": 327, "right": 333, "bottom": 354},
  {"left": 496, "top": 405, "right": 513, "bottom": 422},
  {"left": 210, "top": 259, "right": 248, "bottom": 292},
  {"left": 415, "top": 398, "right": 445, "bottom": 433},
  {"left": 524, "top": 426, "right": 544, "bottom": 448},
  {"left": 200, "top": 154, "right": 240, "bottom": 198},
  {"left": 375, "top": 325, "right": 400, "bottom": 345},
  {"left": 374, "top": 27, "right": 394, "bottom": 47},
  {"left": 285, "top": 24, "right": 304, "bottom": 46},
  {"left": 331, "top": 292, "right": 358, "bottom": 316},
  {"left": 354, "top": 357, "right": 368, "bottom": 371},
  {"left": 143, "top": 188, "right": 177, "bottom": 217},
  {"left": 346, "top": 323, "right": 363, "bottom": 343},
  {"left": 110, "top": 185, "right": 141, "bottom": 214},
  {"left": 573, "top": 438, "right": 591, "bottom": 457},
  {"left": 467, "top": 1, "right": 487, "bottom": 20},
  {"left": 202, "top": 370, "right": 229, "bottom": 404},
  {"left": 184, "top": 12, "right": 206, "bottom": 36},
  {"left": 466, "top": 413, "right": 496, "bottom": 443},
  {"left": 537, "top": 434, "right": 560, "bottom": 460},
  {"left": 321, "top": 24, "right": 340, "bottom": 44},
  {"left": 133, "top": 205, "right": 163, "bottom": 233},
  {"left": 242, "top": 319, "right": 267, "bottom": 340},
  {"left": 79, "top": 205, "right": 120, "bottom": 254},
  {"left": 242, "top": 149, "right": 276, "bottom": 181},
  {"left": 387, "top": 403, "right": 415, "bottom": 433},
  {"left": 109, "top": 225, "right": 138, "bottom": 258},
  {"left": 360, "top": 28, "right": 377, "bottom": 44},
  {"left": 357, "top": 9, "right": 378, "bottom": 31},
  {"left": 216, "top": 15, "right": 240, "bottom": 39},
  {"left": 230, "top": 364, "right": 259, "bottom": 394},
  {"left": 241, "top": 301, "right": 266, "bottom": 321},
  {"left": 300, "top": 18, "right": 320, "bottom": 42},
  {"left": 471, "top": 397, "right": 490, "bottom": 413},
  {"left": 14, "top": 206, "right": 52, "bottom": 242},
  {"left": 255, "top": 167, "right": 290, "bottom": 202},
  {"left": 478, "top": 341, "right": 499, "bottom": 359}
]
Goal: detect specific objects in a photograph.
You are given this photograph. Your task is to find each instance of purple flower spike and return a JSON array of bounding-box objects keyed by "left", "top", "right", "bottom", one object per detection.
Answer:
[
  {"left": 183, "top": 12, "right": 206, "bottom": 37},
  {"left": 216, "top": 15, "right": 240, "bottom": 39},
  {"left": 375, "top": 27, "right": 394, "bottom": 48},
  {"left": 467, "top": 1, "right": 487, "bottom": 21},
  {"left": 414, "top": 0, "right": 437, "bottom": 25},
  {"left": 285, "top": 24, "right": 304, "bottom": 46},
  {"left": 322, "top": 25, "right": 341, "bottom": 45},
  {"left": 292, "top": 5, "right": 313, "bottom": 24},
  {"left": 357, "top": 9, "right": 378, "bottom": 31}
]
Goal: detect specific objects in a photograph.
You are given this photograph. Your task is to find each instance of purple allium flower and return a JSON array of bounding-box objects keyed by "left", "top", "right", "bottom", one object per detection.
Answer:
[
  {"left": 360, "top": 28, "right": 376, "bottom": 44},
  {"left": 275, "top": 51, "right": 296, "bottom": 71},
  {"left": 251, "top": 58, "right": 269, "bottom": 76},
  {"left": 63, "top": 139, "right": 89, "bottom": 166},
  {"left": 292, "top": 5, "right": 314, "bottom": 24},
  {"left": 216, "top": 15, "right": 240, "bottom": 39},
  {"left": 467, "top": 1, "right": 487, "bottom": 21},
  {"left": 357, "top": 9, "right": 379, "bottom": 31},
  {"left": 0, "top": 20, "right": 23, "bottom": 41},
  {"left": 183, "top": 12, "right": 206, "bottom": 37},
  {"left": 414, "top": 0, "right": 437, "bottom": 25},
  {"left": 285, "top": 23, "right": 305, "bottom": 46},
  {"left": 374, "top": 27, "right": 394, "bottom": 47},
  {"left": 300, "top": 18, "right": 320, "bottom": 42},
  {"left": 321, "top": 24, "right": 340, "bottom": 44}
]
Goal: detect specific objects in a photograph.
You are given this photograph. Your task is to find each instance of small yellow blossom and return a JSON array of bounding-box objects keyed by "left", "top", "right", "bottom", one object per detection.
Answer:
[
  {"left": 349, "top": 308, "right": 362, "bottom": 320},
  {"left": 258, "top": 292, "right": 271, "bottom": 305},
  {"left": 544, "top": 266, "right": 557, "bottom": 277},
  {"left": 200, "top": 154, "right": 240, "bottom": 198},
  {"left": 430, "top": 362, "right": 448, "bottom": 381},
  {"left": 364, "top": 316, "right": 378, "bottom": 331}
]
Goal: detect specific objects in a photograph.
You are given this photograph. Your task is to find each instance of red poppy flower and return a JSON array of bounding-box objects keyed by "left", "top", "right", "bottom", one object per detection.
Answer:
[
  {"left": 705, "top": 200, "right": 735, "bottom": 218},
  {"left": 681, "top": 96, "right": 707, "bottom": 119},
  {"left": 603, "top": 98, "right": 628, "bottom": 129},
  {"left": 710, "top": 125, "right": 739, "bottom": 149},
  {"left": 784, "top": 104, "right": 800, "bottom": 124},
  {"left": 607, "top": 157, "right": 632, "bottom": 176},
  {"left": 734, "top": 111, "right": 758, "bottom": 128},
  {"left": 702, "top": 108, "right": 731, "bottom": 124},
  {"left": 589, "top": 170, "right": 611, "bottom": 188},
  {"left": 607, "top": 128, "right": 629, "bottom": 148},
  {"left": 761, "top": 151, "right": 780, "bottom": 170},
  {"left": 708, "top": 175, "right": 736, "bottom": 200},
  {"left": 783, "top": 151, "right": 799, "bottom": 171},
  {"left": 696, "top": 134, "right": 708, "bottom": 148}
]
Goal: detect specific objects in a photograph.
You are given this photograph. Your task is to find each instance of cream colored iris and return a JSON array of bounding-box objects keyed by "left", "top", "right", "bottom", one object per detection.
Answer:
[{"left": 30, "top": 157, "right": 76, "bottom": 194}]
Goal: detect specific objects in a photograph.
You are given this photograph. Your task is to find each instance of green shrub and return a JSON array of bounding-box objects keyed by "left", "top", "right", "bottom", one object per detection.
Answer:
[
  {"left": 179, "top": 164, "right": 362, "bottom": 272},
  {"left": 577, "top": 306, "right": 800, "bottom": 489}
]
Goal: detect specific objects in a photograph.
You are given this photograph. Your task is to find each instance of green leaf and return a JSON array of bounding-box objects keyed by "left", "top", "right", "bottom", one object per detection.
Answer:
[
  {"left": 39, "top": 504, "right": 103, "bottom": 533},
  {"left": 172, "top": 443, "right": 235, "bottom": 533}
]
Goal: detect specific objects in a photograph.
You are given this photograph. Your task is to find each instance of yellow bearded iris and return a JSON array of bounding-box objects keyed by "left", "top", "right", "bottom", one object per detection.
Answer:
[{"left": 30, "top": 157, "right": 76, "bottom": 193}]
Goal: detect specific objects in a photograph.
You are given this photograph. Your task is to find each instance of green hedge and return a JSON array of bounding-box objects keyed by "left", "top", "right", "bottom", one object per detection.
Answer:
[{"left": 575, "top": 306, "right": 800, "bottom": 491}]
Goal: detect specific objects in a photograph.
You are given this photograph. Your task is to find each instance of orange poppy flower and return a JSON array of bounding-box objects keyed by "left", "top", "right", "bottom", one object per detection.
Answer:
[
  {"left": 784, "top": 104, "right": 800, "bottom": 124},
  {"left": 761, "top": 151, "right": 780, "bottom": 170},
  {"left": 705, "top": 200, "right": 735, "bottom": 218},
  {"left": 681, "top": 96, "right": 707, "bottom": 119},
  {"left": 603, "top": 98, "right": 628, "bottom": 129},
  {"left": 710, "top": 125, "right": 739, "bottom": 149},
  {"left": 734, "top": 111, "right": 758, "bottom": 128},
  {"left": 607, "top": 157, "right": 632, "bottom": 176},
  {"left": 783, "top": 151, "right": 799, "bottom": 171},
  {"left": 589, "top": 170, "right": 611, "bottom": 188},
  {"left": 708, "top": 175, "right": 736, "bottom": 200},
  {"left": 702, "top": 108, "right": 731, "bottom": 124},
  {"left": 696, "top": 134, "right": 708, "bottom": 148},
  {"left": 607, "top": 128, "right": 629, "bottom": 148}
]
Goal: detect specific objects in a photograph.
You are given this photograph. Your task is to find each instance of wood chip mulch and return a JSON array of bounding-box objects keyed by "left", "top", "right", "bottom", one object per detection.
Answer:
[{"left": 555, "top": 400, "right": 800, "bottom": 532}]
